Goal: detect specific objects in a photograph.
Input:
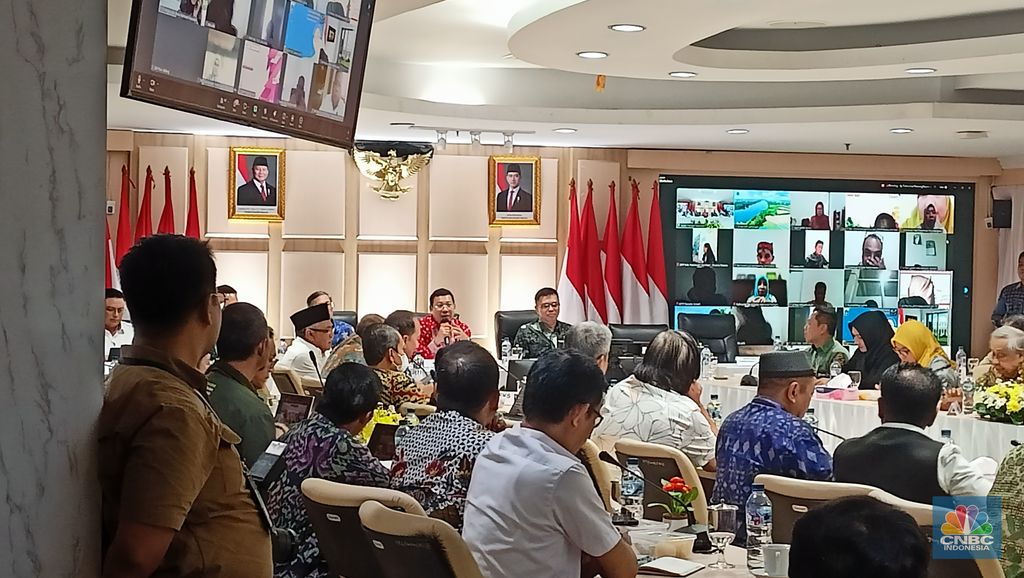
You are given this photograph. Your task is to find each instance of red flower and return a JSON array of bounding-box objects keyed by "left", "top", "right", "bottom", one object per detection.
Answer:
[
  {"left": 425, "top": 458, "right": 445, "bottom": 477},
  {"left": 669, "top": 476, "right": 685, "bottom": 484}
]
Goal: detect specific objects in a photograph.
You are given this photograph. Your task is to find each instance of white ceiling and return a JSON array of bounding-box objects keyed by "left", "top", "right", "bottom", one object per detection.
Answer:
[{"left": 106, "top": 0, "right": 1024, "bottom": 166}]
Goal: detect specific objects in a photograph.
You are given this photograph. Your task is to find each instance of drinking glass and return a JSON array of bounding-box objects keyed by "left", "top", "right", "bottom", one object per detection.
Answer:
[
  {"left": 707, "top": 503, "right": 738, "bottom": 569},
  {"left": 848, "top": 370, "right": 862, "bottom": 388}
]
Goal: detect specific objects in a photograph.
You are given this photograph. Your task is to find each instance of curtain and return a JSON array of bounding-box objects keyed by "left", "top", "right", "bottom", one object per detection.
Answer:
[{"left": 995, "top": 185, "right": 1024, "bottom": 291}]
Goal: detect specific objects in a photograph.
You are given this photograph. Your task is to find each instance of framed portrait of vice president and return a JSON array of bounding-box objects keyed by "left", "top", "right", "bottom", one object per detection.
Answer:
[
  {"left": 488, "top": 155, "right": 541, "bottom": 226},
  {"left": 229, "top": 147, "right": 286, "bottom": 221}
]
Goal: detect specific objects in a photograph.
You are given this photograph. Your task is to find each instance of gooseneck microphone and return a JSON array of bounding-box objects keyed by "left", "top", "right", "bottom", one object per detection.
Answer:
[
  {"left": 309, "top": 351, "right": 326, "bottom": 389},
  {"left": 809, "top": 425, "right": 846, "bottom": 441}
]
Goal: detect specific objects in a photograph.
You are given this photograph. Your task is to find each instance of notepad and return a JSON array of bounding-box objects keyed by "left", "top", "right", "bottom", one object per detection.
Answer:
[{"left": 637, "top": 557, "right": 705, "bottom": 576}]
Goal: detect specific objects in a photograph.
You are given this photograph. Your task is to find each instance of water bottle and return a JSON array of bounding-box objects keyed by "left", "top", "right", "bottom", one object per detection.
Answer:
[
  {"left": 708, "top": 352, "right": 719, "bottom": 381},
  {"left": 501, "top": 337, "right": 512, "bottom": 360},
  {"left": 829, "top": 358, "right": 843, "bottom": 378},
  {"left": 803, "top": 407, "right": 818, "bottom": 429},
  {"left": 620, "top": 457, "right": 645, "bottom": 521},
  {"left": 395, "top": 418, "right": 411, "bottom": 448},
  {"left": 940, "top": 429, "right": 954, "bottom": 445},
  {"left": 404, "top": 408, "right": 420, "bottom": 427},
  {"left": 706, "top": 394, "right": 722, "bottom": 424},
  {"left": 745, "top": 484, "right": 773, "bottom": 572},
  {"left": 773, "top": 336, "right": 783, "bottom": 351},
  {"left": 700, "top": 346, "right": 713, "bottom": 380},
  {"left": 962, "top": 376, "right": 975, "bottom": 415},
  {"left": 956, "top": 346, "right": 968, "bottom": 380}
]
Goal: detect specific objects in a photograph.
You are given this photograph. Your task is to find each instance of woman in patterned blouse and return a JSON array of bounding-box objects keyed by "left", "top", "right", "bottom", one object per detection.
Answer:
[{"left": 266, "top": 363, "right": 390, "bottom": 578}]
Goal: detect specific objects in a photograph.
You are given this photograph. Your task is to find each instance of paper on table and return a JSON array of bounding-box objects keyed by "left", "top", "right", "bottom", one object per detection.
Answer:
[{"left": 638, "top": 557, "right": 705, "bottom": 577}]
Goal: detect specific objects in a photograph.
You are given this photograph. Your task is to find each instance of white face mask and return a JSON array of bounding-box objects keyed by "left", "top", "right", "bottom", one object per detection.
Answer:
[{"left": 400, "top": 353, "right": 410, "bottom": 371}]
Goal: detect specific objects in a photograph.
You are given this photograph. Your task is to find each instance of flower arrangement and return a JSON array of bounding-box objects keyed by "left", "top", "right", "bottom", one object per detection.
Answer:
[
  {"left": 974, "top": 380, "right": 1024, "bottom": 425},
  {"left": 649, "top": 476, "right": 700, "bottom": 519}
]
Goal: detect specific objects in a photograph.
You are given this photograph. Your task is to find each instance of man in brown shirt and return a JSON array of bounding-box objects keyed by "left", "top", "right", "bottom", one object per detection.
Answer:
[{"left": 99, "top": 235, "right": 272, "bottom": 578}]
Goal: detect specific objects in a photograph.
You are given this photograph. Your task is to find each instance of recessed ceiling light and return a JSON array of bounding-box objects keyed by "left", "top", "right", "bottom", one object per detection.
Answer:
[
  {"left": 905, "top": 67, "right": 937, "bottom": 75},
  {"left": 609, "top": 23, "right": 645, "bottom": 32},
  {"left": 726, "top": 128, "right": 749, "bottom": 135},
  {"left": 767, "top": 20, "right": 826, "bottom": 28},
  {"left": 576, "top": 51, "right": 608, "bottom": 59},
  {"left": 890, "top": 127, "right": 914, "bottom": 134},
  {"left": 389, "top": 122, "right": 414, "bottom": 127},
  {"left": 553, "top": 128, "right": 578, "bottom": 134},
  {"left": 669, "top": 71, "right": 698, "bottom": 79}
]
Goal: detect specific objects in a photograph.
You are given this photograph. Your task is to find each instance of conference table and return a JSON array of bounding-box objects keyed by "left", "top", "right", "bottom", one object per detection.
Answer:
[
  {"left": 702, "top": 360, "right": 1020, "bottom": 463},
  {"left": 627, "top": 520, "right": 748, "bottom": 577}
]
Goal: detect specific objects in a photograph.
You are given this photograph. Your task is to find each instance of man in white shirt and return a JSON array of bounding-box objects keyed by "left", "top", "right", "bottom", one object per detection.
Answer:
[
  {"left": 463, "top": 350, "right": 638, "bottom": 578},
  {"left": 275, "top": 303, "right": 333, "bottom": 381},
  {"left": 104, "top": 288, "right": 134, "bottom": 360},
  {"left": 834, "top": 363, "right": 993, "bottom": 502}
]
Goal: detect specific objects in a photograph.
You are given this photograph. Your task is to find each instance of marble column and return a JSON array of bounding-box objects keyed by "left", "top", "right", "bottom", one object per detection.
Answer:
[{"left": 0, "top": 0, "right": 105, "bottom": 576}]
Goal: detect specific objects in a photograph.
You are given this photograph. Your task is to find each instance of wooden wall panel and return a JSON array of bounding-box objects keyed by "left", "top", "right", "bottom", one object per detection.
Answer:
[
  {"left": 359, "top": 173, "right": 417, "bottom": 239},
  {"left": 357, "top": 254, "right": 417, "bottom": 317},
  {"left": 281, "top": 251, "right": 345, "bottom": 331},
  {"left": 283, "top": 150, "right": 346, "bottom": 238},
  {"left": 429, "top": 155, "right": 489, "bottom": 240},
  {"left": 214, "top": 251, "right": 269, "bottom": 316},
  {"left": 428, "top": 253, "right": 490, "bottom": 348},
  {"left": 500, "top": 255, "right": 557, "bottom": 311}
]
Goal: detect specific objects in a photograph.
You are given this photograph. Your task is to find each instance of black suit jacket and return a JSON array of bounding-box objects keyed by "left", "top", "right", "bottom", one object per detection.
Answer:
[
  {"left": 236, "top": 180, "right": 277, "bottom": 207},
  {"left": 496, "top": 188, "right": 533, "bottom": 212}
]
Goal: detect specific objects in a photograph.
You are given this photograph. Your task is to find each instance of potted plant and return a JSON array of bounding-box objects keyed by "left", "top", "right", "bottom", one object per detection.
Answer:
[
  {"left": 649, "top": 476, "right": 699, "bottom": 531},
  {"left": 975, "top": 380, "right": 1024, "bottom": 425}
]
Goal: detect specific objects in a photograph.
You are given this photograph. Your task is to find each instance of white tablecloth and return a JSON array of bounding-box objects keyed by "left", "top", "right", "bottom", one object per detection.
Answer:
[
  {"left": 627, "top": 520, "right": 748, "bottom": 577},
  {"left": 702, "top": 364, "right": 1021, "bottom": 462}
]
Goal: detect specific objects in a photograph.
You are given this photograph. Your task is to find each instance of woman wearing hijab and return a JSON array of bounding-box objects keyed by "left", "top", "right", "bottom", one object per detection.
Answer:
[
  {"left": 843, "top": 310, "right": 900, "bottom": 389},
  {"left": 891, "top": 319, "right": 958, "bottom": 390},
  {"left": 746, "top": 275, "right": 777, "bottom": 304}
]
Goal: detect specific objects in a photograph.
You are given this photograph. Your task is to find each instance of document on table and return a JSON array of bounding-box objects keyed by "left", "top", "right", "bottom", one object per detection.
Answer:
[{"left": 638, "top": 557, "right": 705, "bottom": 576}]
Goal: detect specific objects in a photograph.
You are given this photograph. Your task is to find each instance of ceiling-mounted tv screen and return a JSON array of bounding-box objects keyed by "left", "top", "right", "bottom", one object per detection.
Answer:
[{"left": 121, "top": 0, "right": 375, "bottom": 149}]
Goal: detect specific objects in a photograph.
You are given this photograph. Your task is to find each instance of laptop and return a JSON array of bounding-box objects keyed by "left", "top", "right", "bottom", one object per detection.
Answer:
[
  {"left": 503, "top": 359, "right": 535, "bottom": 391},
  {"left": 368, "top": 423, "right": 399, "bottom": 461},
  {"left": 274, "top": 392, "right": 315, "bottom": 427}
]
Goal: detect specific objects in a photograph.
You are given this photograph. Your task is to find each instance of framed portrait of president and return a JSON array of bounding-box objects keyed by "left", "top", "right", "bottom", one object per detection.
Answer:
[
  {"left": 488, "top": 155, "right": 541, "bottom": 226},
  {"left": 229, "top": 147, "right": 286, "bottom": 221}
]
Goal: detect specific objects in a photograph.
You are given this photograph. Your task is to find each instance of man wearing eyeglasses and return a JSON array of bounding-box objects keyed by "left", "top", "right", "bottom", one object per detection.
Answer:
[
  {"left": 306, "top": 290, "right": 354, "bottom": 347},
  {"left": 276, "top": 303, "right": 333, "bottom": 381},
  {"left": 513, "top": 287, "right": 571, "bottom": 359}
]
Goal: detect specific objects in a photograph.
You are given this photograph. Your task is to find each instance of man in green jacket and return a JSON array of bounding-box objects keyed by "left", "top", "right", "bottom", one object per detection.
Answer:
[
  {"left": 513, "top": 287, "right": 572, "bottom": 359},
  {"left": 208, "top": 302, "right": 276, "bottom": 467},
  {"left": 803, "top": 305, "right": 850, "bottom": 378}
]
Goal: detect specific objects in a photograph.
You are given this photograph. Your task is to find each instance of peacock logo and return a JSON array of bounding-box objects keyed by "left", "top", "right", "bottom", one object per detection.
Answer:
[
  {"left": 940, "top": 505, "right": 993, "bottom": 537},
  {"left": 936, "top": 501, "right": 999, "bottom": 556}
]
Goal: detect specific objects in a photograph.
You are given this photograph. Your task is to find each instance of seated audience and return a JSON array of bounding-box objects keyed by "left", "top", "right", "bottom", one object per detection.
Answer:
[
  {"left": 592, "top": 330, "right": 718, "bottom": 471},
  {"left": 323, "top": 313, "right": 385, "bottom": 373},
  {"left": 364, "top": 322, "right": 429, "bottom": 408},
  {"left": 206, "top": 302, "right": 276, "bottom": 467},
  {"left": 513, "top": 287, "right": 571, "bottom": 358},
  {"left": 306, "top": 290, "right": 354, "bottom": 347},
  {"left": 416, "top": 288, "right": 471, "bottom": 359},
  {"left": 100, "top": 235, "right": 270, "bottom": 576},
  {"left": 103, "top": 288, "right": 134, "bottom": 360},
  {"left": 843, "top": 310, "right": 900, "bottom": 390},
  {"left": 564, "top": 321, "right": 612, "bottom": 373},
  {"left": 266, "top": 363, "right": 389, "bottom": 578},
  {"left": 975, "top": 319, "right": 1024, "bottom": 383},
  {"left": 834, "top": 364, "right": 991, "bottom": 502},
  {"left": 217, "top": 284, "right": 238, "bottom": 306},
  {"left": 463, "top": 350, "right": 637, "bottom": 578},
  {"left": 276, "top": 303, "right": 333, "bottom": 381},
  {"left": 789, "top": 496, "right": 929, "bottom": 578},
  {"left": 712, "top": 351, "right": 832, "bottom": 544},
  {"left": 991, "top": 443, "right": 1024, "bottom": 577},
  {"left": 391, "top": 341, "right": 500, "bottom": 529},
  {"left": 892, "top": 319, "right": 958, "bottom": 390},
  {"left": 385, "top": 309, "right": 431, "bottom": 384},
  {"left": 803, "top": 305, "right": 849, "bottom": 377}
]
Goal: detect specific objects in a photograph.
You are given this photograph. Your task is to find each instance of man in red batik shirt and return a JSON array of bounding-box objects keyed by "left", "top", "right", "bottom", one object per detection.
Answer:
[{"left": 416, "top": 288, "right": 472, "bottom": 359}]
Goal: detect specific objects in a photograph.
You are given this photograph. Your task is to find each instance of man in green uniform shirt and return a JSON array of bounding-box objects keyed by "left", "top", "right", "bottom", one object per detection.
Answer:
[
  {"left": 207, "top": 302, "right": 277, "bottom": 467},
  {"left": 803, "top": 305, "right": 850, "bottom": 378},
  {"left": 513, "top": 287, "right": 572, "bottom": 358}
]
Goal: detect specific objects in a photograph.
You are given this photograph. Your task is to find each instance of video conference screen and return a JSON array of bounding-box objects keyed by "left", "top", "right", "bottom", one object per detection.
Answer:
[
  {"left": 122, "top": 0, "right": 375, "bottom": 148},
  {"left": 667, "top": 177, "right": 973, "bottom": 348}
]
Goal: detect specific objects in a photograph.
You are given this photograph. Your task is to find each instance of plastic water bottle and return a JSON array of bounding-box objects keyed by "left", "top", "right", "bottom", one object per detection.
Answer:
[
  {"left": 803, "top": 407, "right": 818, "bottom": 429},
  {"left": 395, "top": 418, "right": 411, "bottom": 448},
  {"left": 706, "top": 394, "right": 722, "bottom": 424},
  {"left": 620, "top": 457, "right": 645, "bottom": 521},
  {"left": 501, "top": 337, "right": 512, "bottom": 360},
  {"left": 700, "top": 346, "right": 713, "bottom": 380},
  {"left": 829, "top": 358, "right": 843, "bottom": 378},
  {"left": 956, "top": 346, "right": 968, "bottom": 380},
  {"left": 940, "top": 429, "right": 954, "bottom": 445},
  {"left": 404, "top": 409, "right": 420, "bottom": 427},
  {"left": 962, "top": 376, "right": 975, "bottom": 415},
  {"left": 745, "top": 484, "right": 773, "bottom": 572},
  {"left": 773, "top": 336, "right": 783, "bottom": 351}
]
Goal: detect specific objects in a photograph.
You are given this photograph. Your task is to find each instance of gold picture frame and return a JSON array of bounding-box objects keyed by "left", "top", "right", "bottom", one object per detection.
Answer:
[
  {"left": 488, "top": 155, "right": 541, "bottom": 226},
  {"left": 229, "top": 147, "right": 286, "bottom": 221}
]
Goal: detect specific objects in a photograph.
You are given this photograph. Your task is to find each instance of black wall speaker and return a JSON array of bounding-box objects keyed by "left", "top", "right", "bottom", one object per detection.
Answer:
[{"left": 993, "top": 199, "right": 1012, "bottom": 229}]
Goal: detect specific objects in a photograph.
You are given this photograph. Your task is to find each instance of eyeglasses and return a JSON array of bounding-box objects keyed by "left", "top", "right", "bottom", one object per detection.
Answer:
[
  {"left": 309, "top": 327, "right": 333, "bottom": 335},
  {"left": 587, "top": 405, "right": 603, "bottom": 426}
]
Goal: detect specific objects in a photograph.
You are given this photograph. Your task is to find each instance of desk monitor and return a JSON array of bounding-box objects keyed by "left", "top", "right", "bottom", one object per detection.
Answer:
[
  {"left": 503, "top": 359, "right": 534, "bottom": 392},
  {"left": 677, "top": 312, "right": 738, "bottom": 363},
  {"left": 275, "top": 392, "right": 315, "bottom": 426},
  {"left": 609, "top": 324, "right": 668, "bottom": 355}
]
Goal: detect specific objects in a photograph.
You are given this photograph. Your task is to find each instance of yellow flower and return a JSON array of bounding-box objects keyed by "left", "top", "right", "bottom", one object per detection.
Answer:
[{"left": 1009, "top": 397, "right": 1022, "bottom": 413}]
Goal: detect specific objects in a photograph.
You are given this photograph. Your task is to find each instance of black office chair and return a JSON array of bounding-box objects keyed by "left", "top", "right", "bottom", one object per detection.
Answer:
[
  {"left": 334, "top": 310, "right": 358, "bottom": 330},
  {"left": 608, "top": 323, "right": 669, "bottom": 354},
  {"left": 493, "top": 310, "right": 537, "bottom": 358},
  {"left": 677, "top": 312, "right": 738, "bottom": 363}
]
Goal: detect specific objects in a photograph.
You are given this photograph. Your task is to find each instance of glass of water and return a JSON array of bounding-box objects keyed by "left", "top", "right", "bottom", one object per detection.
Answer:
[
  {"left": 707, "top": 503, "right": 738, "bottom": 569},
  {"left": 848, "top": 370, "right": 862, "bottom": 389}
]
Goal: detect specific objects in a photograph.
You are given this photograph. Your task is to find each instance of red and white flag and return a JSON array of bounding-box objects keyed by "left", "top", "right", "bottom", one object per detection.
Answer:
[
  {"left": 185, "top": 167, "right": 201, "bottom": 239},
  {"left": 114, "top": 164, "right": 133, "bottom": 265},
  {"left": 157, "top": 166, "right": 176, "bottom": 235},
  {"left": 105, "top": 219, "right": 120, "bottom": 289},
  {"left": 581, "top": 180, "right": 608, "bottom": 323},
  {"left": 134, "top": 166, "right": 154, "bottom": 242},
  {"left": 602, "top": 182, "right": 623, "bottom": 324},
  {"left": 557, "top": 180, "right": 586, "bottom": 324},
  {"left": 647, "top": 182, "right": 669, "bottom": 324},
  {"left": 621, "top": 179, "right": 650, "bottom": 323}
]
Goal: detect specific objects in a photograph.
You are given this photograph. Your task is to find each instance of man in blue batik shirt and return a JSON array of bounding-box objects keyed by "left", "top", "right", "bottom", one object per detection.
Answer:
[{"left": 712, "top": 351, "right": 833, "bottom": 544}]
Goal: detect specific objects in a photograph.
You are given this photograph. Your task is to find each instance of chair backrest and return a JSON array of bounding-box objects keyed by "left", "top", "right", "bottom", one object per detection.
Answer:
[
  {"left": 300, "top": 479, "right": 426, "bottom": 578},
  {"left": 398, "top": 402, "right": 437, "bottom": 418},
  {"left": 493, "top": 310, "right": 538, "bottom": 358},
  {"left": 578, "top": 439, "right": 614, "bottom": 513},
  {"left": 334, "top": 310, "right": 358, "bottom": 329},
  {"left": 868, "top": 490, "right": 1004, "bottom": 578},
  {"left": 676, "top": 313, "right": 738, "bottom": 363},
  {"left": 613, "top": 438, "right": 708, "bottom": 524},
  {"left": 755, "top": 474, "right": 877, "bottom": 543},
  {"left": 609, "top": 324, "right": 670, "bottom": 354},
  {"left": 271, "top": 368, "right": 305, "bottom": 395},
  {"left": 359, "top": 500, "right": 485, "bottom": 578}
]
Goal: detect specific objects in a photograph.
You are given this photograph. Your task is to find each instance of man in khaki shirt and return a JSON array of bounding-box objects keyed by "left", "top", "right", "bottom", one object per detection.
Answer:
[{"left": 99, "top": 235, "right": 272, "bottom": 578}]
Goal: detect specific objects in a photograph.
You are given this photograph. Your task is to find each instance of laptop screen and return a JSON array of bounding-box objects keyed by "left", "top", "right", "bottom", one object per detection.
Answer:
[
  {"left": 275, "top": 393, "right": 315, "bottom": 426},
  {"left": 368, "top": 423, "right": 399, "bottom": 461}
]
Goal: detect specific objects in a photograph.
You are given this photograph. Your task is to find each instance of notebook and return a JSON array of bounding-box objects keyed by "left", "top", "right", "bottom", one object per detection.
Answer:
[{"left": 637, "top": 557, "right": 705, "bottom": 577}]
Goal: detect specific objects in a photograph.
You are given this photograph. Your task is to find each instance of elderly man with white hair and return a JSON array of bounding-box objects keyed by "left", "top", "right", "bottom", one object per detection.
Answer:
[
  {"left": 975, "top": 320, "right": 1024, "bottom": 384},
  {"left": 563, "top": 321, "right": 612, "bottom": 374}
]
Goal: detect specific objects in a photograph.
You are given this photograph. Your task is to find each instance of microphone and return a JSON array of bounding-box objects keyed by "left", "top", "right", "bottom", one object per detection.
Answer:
[
  {"left": 740, "top": 362, "right": 759, "bottom": 387},
  {"left": 809, "top": 425, "right": 846, "bottom": 441},
  {"left": 598, "top": 451, "right": 664, "bottom": 489},
  {"left": 308, "top": 351, "right": 326, "bottom": 389}
]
